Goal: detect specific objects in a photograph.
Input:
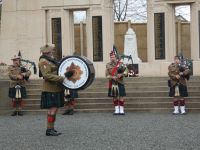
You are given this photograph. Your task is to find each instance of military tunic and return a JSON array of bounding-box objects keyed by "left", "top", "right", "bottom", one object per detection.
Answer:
[
  {"left": 168, "top": 63, "right": 190, "bottom": 97},
  {"left": 105, "top": 61, "right": 127, "bottom": 97},
  {"left": 8, "top": 65, "right": 31, "bottom": 98},
  {"left": 38, "top": 57, "right": 65, "bottom": 109}
]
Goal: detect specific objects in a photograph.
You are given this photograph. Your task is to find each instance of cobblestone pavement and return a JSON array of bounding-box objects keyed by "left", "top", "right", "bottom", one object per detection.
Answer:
[{"left": 0, "top": 112, "right": 200, "bottom": 150}]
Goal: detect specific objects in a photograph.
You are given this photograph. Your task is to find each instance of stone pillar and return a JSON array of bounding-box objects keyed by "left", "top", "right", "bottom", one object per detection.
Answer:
[
  {"left": 63, "top": 9, "right": 74, "bottom": 56},
  {"left": 80, "top": 21, "right": 84, "bottom": 56},
  {"left": 147, "top": 0, "right": 154, "bottom": 62},
  {"left": 166, "top": 4, "right": 176, "bottom": 62},
  {"left": 86, "top": 8, "right": 92, "bottom": 60},
  {"left": 191, "top": 2, "right": 199, "bottom": 61},
  {"left": 102, "top": 3, "right": 114, "bottom": 64}
]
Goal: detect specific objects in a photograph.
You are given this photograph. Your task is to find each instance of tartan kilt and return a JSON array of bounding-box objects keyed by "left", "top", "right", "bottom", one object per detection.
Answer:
[
  {"left": 8, "top": 86, "right": 27, "bottom": 98},
  {"left": 169, "top": 84, "right": 188, "bottom": 97},
  {"left": 40, "top": 92, "right": 64, "bottom": 109},
  {"left": 108, "top": 83, "right": 126, "bottom": 97},
  {"left": 65, "top": 90, "right": 78, "bottom": 99}
]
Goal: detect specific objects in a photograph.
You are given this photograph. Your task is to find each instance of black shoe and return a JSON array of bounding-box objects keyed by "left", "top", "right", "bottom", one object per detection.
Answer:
[
  {"left": 68, "top": 109, "right": 74, "bottom": 115},
  {"left": 119, "top": 113, "right": 125, "bottom": 115},
  {"left": 62, "top": 109, "right": 74, "bottom": 115},
  {"left": 62, "top": 109, "right": 70, "bottom": 115},
  {"left": 46, "top": 129, "right": 61, "bottom": 136},
  {"left": 18, "top": 111, "right": 23, "bottom": 116},
  {"left": 11, "top": 111, "right": 17, "bottom": 116}
]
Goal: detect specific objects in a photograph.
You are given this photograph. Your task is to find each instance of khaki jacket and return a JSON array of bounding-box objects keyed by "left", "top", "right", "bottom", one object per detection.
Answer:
[
  {"left": 105, "top": 61, "right": 127, "bottom": 85},
  {"left": 38, "top": 57, "right": 64, "bottom": 92},
  {"left": 8, "top": 65, "right": 31, "bottom": 87},
  {"left": 168, "top": 63, "right": 190, "bottom": 86}
]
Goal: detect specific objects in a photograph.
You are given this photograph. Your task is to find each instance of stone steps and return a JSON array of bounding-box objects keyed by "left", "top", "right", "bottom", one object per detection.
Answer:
[
  {"left": 24, "top": 102, "right": 200, "bottom": 110},
  {"left": 24, "top": 97, "right": 200, "bottom": 104},
  {"left": 26, "top": 86, "right": 200, "bottom": 93},
  {"left": 21, "top": 76, "right": 200, "bottom": 113}
]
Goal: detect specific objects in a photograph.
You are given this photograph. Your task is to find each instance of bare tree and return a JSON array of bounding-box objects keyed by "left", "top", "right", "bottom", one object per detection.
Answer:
[
  {"left": 113, "top": 0, "right": 147, "bottom": 22},
  {"left": 113, "top": 0, "right": 190, "bottom": 22}
]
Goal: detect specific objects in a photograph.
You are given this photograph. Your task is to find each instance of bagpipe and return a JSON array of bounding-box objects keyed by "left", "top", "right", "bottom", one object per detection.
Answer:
[
  {"left": 112, "top": 45, "right": 134, "bottom": 77},
  {"left": 18, "top": 51, "right": 37, "bottom": 80},
  {"left": 178, "top": 54, "right": 192, "bottom": 80}
]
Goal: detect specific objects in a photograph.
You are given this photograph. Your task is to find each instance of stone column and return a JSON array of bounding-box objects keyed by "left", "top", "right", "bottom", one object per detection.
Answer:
[
  {"left": 191, "top": 2, "right": 199, "bottom": 61},
  {"left": 147, "top": 0, "right": 154, "bottom": 62},
  {"left": 86, "top": 8, "right": 92, "bottom": 60},
  {"left": 102, "top": 4, "right": 114, "bottom": 63},
  {"left": 166, "top": 4, "right": 176, "bottom": 62},
  {"left": 62, "top": 9, "right": 74, "bottom": 56},
  {"left": 80, "top": 21, "right": 84, "bottom": 56}
]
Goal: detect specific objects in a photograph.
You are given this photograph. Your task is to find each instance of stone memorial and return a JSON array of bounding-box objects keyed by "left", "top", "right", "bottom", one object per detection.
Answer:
[{"left": 124, "top": 28, "right": 141, "bottom": 64}]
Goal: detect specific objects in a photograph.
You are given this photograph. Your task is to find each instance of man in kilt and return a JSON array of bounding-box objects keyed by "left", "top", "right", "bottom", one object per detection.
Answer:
[
  {"left": 8, "top": 55, "right": 31, "bottom": 116},
  {"left": 106, "top": 51, "right": 128, "bottom": 115},
  {"left": 39, "top": 44, "right": 73, "bottom": 136},
  {"left": 168, "top": 56, "right": 190, "bottom": 115},
  {"left": 62, "top": 89, "right": 78, "bottom": 115}
]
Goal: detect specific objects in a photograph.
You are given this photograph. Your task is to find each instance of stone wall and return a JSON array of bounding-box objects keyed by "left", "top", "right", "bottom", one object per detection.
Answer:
[{"left": 74, "top": 22, "right": 190, "bottom": 62}]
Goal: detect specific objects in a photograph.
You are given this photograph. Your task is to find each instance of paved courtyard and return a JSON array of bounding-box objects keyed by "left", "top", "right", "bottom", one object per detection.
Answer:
[{"left": 0, "top": 112, "right": 200, "bottom": 150}]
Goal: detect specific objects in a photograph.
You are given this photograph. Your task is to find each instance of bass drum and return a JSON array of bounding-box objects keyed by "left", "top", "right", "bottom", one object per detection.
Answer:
[{"left": 58, "top": 56, "right": 95, "bottom": 90}]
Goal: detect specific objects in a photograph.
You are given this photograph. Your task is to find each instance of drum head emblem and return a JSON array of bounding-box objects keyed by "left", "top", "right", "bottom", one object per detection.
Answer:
[
  {"left": 58, "top": 57, "right": 89, "bottom": 89},
  {"left": 65, "top": 62, "right": 83, "bottom": 83}
]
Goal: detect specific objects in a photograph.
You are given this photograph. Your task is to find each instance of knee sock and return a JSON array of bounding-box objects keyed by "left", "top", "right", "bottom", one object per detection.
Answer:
[
  {"left": 173, "top": 99, "right": 179, "bottom": 106},
  {"left": 180, "top": 99, "right": 185, "bottom": 106},
  {"left": 113, "top": 99, "right": 118, "bottom": 106},
  {"left": 119, "top": 100, "right": 124, "bottom": 106},
  {"left": 47, "top": 114, "right": 56, "bottom": 129}
]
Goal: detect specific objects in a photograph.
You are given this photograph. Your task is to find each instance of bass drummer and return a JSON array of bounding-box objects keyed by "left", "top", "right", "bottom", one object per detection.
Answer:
[{"left": 38, "top": 44, "right": 73, "bottom": 136}]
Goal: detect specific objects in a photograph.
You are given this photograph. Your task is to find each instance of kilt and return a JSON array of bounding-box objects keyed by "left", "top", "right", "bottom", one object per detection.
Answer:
[
  {"left": 40, "top": 92, "right": 64, "bottom": 109},
  {"left": 65, "top": 90, "right": 78, "bottom": 99},
  {"left": 169, "top": 83, "right": 188, "bottom": 97},
  {"left": 8, "top": 86, "right": 27, "bottom": 98},
  {"left": 108, "top": 83, "right": 126, "bottom": 97}
]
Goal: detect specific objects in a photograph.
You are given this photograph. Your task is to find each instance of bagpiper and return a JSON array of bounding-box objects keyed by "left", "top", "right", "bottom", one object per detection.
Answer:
[
  {"left": 8, "top": 55, "right": 31, "bottom": 116},
  {"left": 105, "top": 51, "right": 128, "bottom": 115},
  {"left": 168, "top": 56, "right": 190, "bottom": 115}
]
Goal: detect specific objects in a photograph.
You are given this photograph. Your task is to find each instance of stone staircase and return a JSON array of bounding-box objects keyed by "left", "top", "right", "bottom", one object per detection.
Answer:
[{"left": 23, "top": 76, "right": 200, "bottom": 113}]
